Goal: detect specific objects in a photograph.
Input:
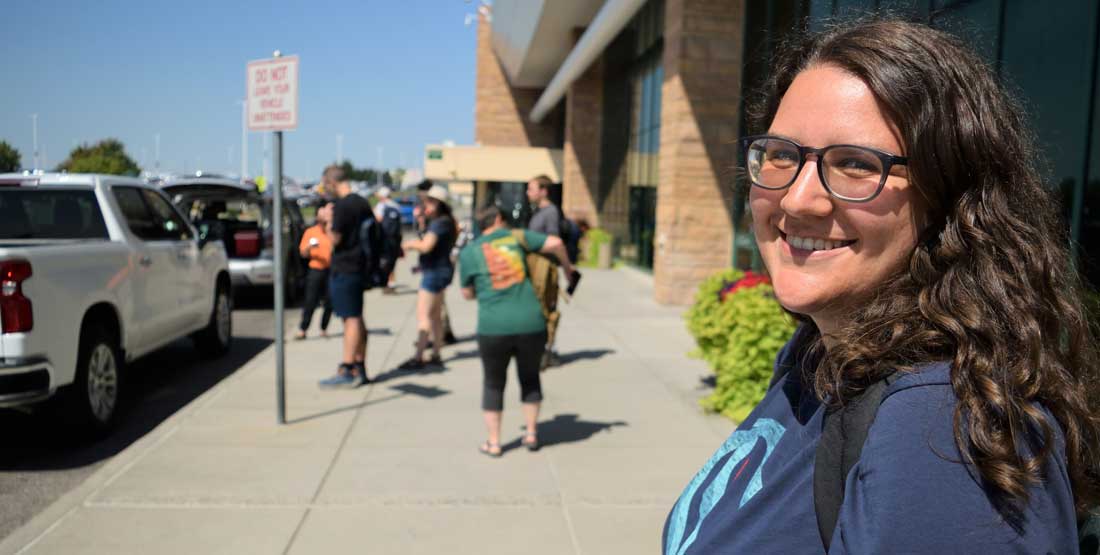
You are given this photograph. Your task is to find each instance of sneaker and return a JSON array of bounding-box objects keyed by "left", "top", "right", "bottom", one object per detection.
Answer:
[{"left": 318, "top": 373, "right": 357, "bottom": 389}]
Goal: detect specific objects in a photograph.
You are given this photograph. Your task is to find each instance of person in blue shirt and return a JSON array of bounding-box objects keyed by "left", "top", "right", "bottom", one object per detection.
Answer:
[{"left": 664, "top": 19, "right": 1100, "bottom": 554}]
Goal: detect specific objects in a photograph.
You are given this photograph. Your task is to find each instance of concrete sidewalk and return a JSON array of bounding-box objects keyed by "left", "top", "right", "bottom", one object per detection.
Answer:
[{"left": 1, "top": 268, "right": 733, "bottom": 555}]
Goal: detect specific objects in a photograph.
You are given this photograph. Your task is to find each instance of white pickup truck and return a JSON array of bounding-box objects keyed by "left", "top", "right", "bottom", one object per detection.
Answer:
[{"left": 0, "top": 173, "right": 232, "bottom": 434}]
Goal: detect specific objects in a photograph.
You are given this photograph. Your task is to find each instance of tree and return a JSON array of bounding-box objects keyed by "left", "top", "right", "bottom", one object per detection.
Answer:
[
  {"left": 58, "top": 139, "right": 140, "bottom": 176},
  {"left": 0, "top": 141, "right": 21, "bottom": 172},
  {"left": 336, "top": 159, "right": 379, "bottom": 183}
]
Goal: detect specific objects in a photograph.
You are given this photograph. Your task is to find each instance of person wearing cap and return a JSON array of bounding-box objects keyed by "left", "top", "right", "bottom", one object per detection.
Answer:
[
  {"left": 373, "top": 186, "right": 402, "bottom": 294},
  {"left": 399, "top": 184, "right": 457, "bottom": 368}
]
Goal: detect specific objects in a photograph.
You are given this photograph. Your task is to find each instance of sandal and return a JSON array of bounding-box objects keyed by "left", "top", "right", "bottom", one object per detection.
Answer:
[
  {"left": 478, "top": 440, "right": 502, "bottom": 458},
  {"left": 522, "top": 433, "right": 540, "bottom": 452}
]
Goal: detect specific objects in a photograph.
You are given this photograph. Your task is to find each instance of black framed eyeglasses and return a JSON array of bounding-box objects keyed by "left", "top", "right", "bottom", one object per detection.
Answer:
[{"left": 739, "top": 135, "right": 908, "bottom": 203}]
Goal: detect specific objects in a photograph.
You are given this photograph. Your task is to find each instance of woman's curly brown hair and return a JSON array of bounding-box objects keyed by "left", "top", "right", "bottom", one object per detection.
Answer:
[{"left": 750, "top": 19, "right": 1100, "bottom": 521}]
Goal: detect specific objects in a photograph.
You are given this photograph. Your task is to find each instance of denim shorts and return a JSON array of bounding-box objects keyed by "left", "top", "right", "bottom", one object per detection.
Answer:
[
  {"left": 420, "top": 266, "right": 454, "bottom": 294},
  {"left": 329, "top": 272, "right": 364, "bottom": 318}
]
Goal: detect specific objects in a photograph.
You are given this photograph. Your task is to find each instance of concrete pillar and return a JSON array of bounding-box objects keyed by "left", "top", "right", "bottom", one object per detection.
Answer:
[{"left": 654, "top": 0, "right": 745, "bottom": 304}]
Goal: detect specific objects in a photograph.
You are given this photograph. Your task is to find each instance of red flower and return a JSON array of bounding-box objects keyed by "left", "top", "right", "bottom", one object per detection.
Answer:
[{"left": 719, "top": 271, "right": 771, "bottom": 302}]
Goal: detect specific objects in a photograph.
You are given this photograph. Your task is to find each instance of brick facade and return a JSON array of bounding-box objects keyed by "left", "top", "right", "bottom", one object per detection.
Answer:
[
  {"left": 561, "top": 30, "right": 604, "bottom": 229},
  {"left": 653, "top": 0, "right": 744, "bottom": 304},
  {"left": 474, "top": 13, "right": 560, "bottom": 148}
]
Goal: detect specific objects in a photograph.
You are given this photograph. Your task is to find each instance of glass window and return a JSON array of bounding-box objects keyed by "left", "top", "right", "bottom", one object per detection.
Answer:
[
  {"left": 113, "top": 187, "right": 162, "bottom": 240},
  {"left": 0, "top": 189, "right": 109, "bottom": 240},
  {"left": 141, "top": 189, "right": 194, "bottom": 241}
]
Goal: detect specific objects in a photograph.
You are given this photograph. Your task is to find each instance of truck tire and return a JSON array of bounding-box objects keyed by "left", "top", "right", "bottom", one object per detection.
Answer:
[
  {"left": 65, "top": 325, "right": 124, "bottom": 437},
  {"left": 194, "top": 282, "right": 232, "bottom": 358}
]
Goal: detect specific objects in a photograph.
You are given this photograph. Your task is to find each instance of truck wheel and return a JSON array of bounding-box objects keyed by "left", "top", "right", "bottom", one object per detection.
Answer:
[
  {"left": 195, "top": 283, "right": 232, "bottom": 358},
  {"left": 65, "top": 325, "right": 124, "bottom": 437}
]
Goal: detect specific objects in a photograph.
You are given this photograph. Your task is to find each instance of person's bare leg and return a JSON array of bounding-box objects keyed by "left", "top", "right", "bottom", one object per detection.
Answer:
[
  {"left": 356, "top": 318, "right": 367, "bottom": 364},
  {"left": 429, "top": 292, "right": 444, "bottom": 360},
  {"left": 522, "top": 402, "right": 540, "bottom": 441},
  {"left": 482, "top": 410, "right": 502, "bottom": 454},
  {"left": 415, "top": 289, "right": 432, "bottom": 361},
  {"left": 343, "top": 316, "right": 362, "bottom": 366}
]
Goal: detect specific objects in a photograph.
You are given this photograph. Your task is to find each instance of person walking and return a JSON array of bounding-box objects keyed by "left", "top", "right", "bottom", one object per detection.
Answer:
[
  {"left": 399, "top": 185, "right": 456, "bottom": 369},
  {"left": 663, "top": 20, "right": 1100, "bottom": 554},
  {"left": 295, "top": 200, "right": 334, "bottom": 340},
  {"left": 526, "top": 174, "right": 567, "bottom": 369},
  {"left": 459, "top": 204, "right": 576, "bottom": 457},
  {"left": 318, "top": 179, "right": 373, "bottom": 388}
]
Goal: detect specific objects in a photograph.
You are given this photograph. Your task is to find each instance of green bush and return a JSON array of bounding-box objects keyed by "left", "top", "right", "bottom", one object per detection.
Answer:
[
  {"left": 579, "top": 227, "right": 613, "bottom": 268},
  {"left": 685, "top": 269, "right": 797, "bottom": 422}
]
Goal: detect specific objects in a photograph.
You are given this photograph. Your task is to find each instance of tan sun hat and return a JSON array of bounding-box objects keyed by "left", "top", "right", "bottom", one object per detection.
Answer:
[
  {"left": 376, "top": 186, "right": 392, "bottom": 198},
  {"left": 426, "top": 185, "right": 449, "bottom": 203}
]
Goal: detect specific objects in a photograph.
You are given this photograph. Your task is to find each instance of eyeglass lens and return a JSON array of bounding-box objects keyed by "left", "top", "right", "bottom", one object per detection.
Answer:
[{"left": 746, "top": 138, "right": 885, "bottom": 200}]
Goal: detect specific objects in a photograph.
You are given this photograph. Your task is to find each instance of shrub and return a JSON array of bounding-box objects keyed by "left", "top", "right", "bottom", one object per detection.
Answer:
[
  {"left": 685, "top": 269, "right": 797, "bottom": 422},
  {"left": 579, "top": 227, "right": 613, "bottom": 268}
]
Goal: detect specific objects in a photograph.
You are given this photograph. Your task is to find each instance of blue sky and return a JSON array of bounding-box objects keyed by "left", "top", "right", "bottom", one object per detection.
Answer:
[{"left": 0, "top": 0, "right": 479, "bottom": 181}]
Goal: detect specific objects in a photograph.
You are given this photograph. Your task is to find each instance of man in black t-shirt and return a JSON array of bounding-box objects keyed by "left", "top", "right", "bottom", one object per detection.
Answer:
[{"left": 319, "top": 179, "right": 374, "bottom": 388}]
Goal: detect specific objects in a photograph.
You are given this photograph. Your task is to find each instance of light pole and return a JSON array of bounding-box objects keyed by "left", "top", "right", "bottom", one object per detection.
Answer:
[
  {"left": 30, "top": 114, "right": 38, "bottom": 170},
  {"left": 154, "top": 133, "right": 161, "bottom": 173},
  {"left": 376, "top": 146, "right": 383, "bottom": 185},
  {"left": 239, "top": 99, "right": 248, "bottom": 181}
]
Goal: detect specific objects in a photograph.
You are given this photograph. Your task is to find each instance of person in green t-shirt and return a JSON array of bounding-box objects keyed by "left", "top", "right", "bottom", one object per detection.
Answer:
[{"left": 459, "top": 204, "right": 576, "bottom": 458}]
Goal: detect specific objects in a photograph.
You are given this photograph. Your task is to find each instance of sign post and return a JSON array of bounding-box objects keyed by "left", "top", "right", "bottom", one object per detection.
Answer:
[{"left": 247, "top": 51, "right": 298, "bottom": 425}]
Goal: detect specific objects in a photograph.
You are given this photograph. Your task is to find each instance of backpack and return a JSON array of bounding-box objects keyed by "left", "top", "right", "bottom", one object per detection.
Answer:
[
  {"left": 560, "top": 217, "right": 581, "bottom": 264},
  {"left": 357, "top": 215, "right": 387, "bottom": 290},
  {"left": 553, "top": 207, "right": 580, "bottom": 264},
  {"left": 380, "top": 203, "right": 404, "bottom": 260},
  {"left": 805, "top": 369, "right": 1100, "bottom": 554}
]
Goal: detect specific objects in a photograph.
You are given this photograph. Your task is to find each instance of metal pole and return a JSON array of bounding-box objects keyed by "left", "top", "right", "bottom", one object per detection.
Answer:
[
  {"left": 272, "top": 49, "right": 286, "bottom": 426},
  {"left": 274, "top": 129, "right": 286, "bottom": 425},
  {"left": 154, "top": 134, "right": 160, "bottom": 172},
  {"left": 30, "top": 114, "right": 38, "bottom": 170},
  {"left": 240, "top": 100, "right": 249, "bottom": 182}
]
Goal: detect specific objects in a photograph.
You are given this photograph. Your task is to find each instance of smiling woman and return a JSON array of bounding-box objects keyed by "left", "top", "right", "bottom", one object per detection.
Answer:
[{"left": 664, "top": 18, "right": 1100, "bottom": 555}]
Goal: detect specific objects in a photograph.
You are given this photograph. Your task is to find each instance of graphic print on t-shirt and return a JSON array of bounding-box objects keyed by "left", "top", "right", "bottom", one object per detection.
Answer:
[
  {"left": 665, "top": 418, "right": 786, "bottom": 555},
  {"left": 481, "top": 237, "right": 525, "bottom": 290}
]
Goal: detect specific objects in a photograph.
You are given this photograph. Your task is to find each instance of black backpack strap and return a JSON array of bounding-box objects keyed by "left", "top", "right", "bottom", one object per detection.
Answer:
[
  {"left": 1080, "top": 510, "right": 1100, "bottom": 555},
  {"left": 814, "top": 372, "right": 900, "bottom": 552}
]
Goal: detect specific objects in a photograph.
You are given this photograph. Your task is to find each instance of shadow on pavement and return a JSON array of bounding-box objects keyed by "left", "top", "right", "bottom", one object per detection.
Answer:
[
  {"left": 287, "top": 382, "right": 451, "bottom": 425},
  {"left": 369, "top": 361, "right": 450, "bottom": 384},
  {"left": 556, "top": 349, "right": 616, "bottom": 366},
  {"left": 446, "top": 349, "right": 480, "bottom": 363},
  {"left": 501, "top": 413, "right": 629, "bottom": 452},
  {"left": 0, "top": 336, "right": 272, "bottom": 471}
]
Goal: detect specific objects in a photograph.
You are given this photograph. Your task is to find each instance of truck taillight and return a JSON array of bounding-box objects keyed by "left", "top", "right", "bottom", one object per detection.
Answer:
[{"left": 0, "top": 259, "right": 33, "bottom": 334}]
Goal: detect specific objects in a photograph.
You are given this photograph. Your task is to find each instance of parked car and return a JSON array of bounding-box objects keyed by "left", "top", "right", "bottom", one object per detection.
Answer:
[
  {"left": 161, "top": 178, "right": 306, "bottom": 301},
  {"left": 0, "top": 173, "right": 231, "bottom": 434}
]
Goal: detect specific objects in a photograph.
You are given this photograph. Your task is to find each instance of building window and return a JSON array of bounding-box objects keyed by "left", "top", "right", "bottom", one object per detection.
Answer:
[{"left": 620, "top": 0, "right": 664, "bottom": 269}]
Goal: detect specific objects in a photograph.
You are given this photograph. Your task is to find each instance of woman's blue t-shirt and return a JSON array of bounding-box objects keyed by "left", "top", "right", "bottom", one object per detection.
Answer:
[
  {"left": 663, "top": 328, "right": 1077, "bottom": 554},
  {"left": 420, "top": 216, "right": 454, "bottom": 270}
]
